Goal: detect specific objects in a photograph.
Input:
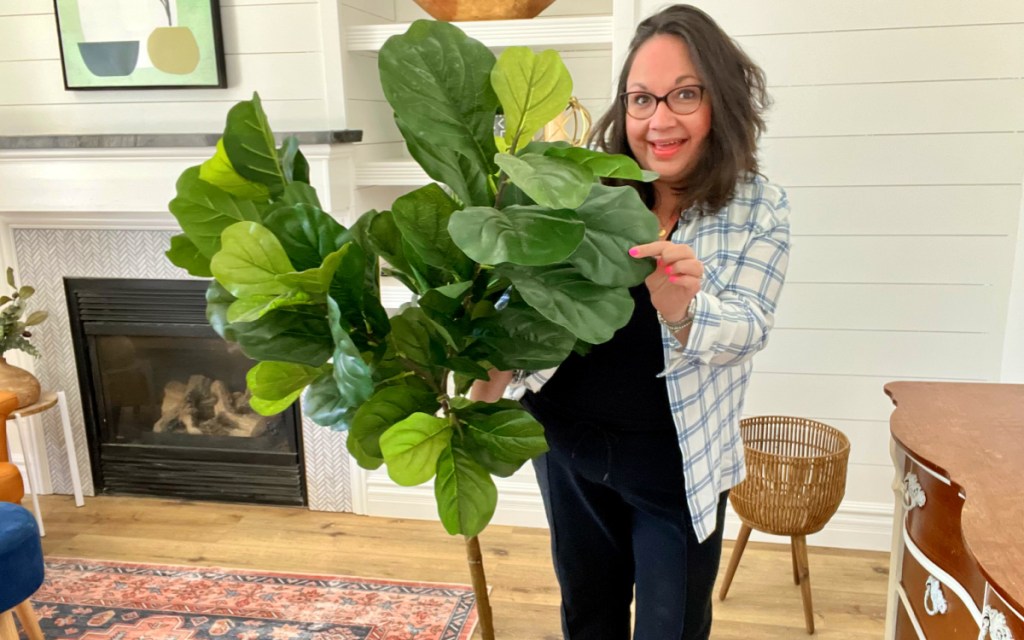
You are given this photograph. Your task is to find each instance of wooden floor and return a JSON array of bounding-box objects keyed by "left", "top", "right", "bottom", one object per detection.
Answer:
[{"left": 31, "top": 495, "right": 889, "bottom": 639}]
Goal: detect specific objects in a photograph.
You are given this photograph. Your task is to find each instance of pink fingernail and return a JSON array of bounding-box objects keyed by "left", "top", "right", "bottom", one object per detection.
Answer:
[
  {"left": 628, "top": 248, "right": 639, "bottom": 257},
  {"left": 669, "top": 275, "right": 678, "bottom": 283},
  {"left": 665, "top": 267, "right": 673, "bottom": 275}
]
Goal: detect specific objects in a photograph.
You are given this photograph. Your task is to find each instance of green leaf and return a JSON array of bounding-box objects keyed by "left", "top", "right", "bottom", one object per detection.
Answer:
[
  {"left": 276, "top": 244, "right": 347, "bottom": 295},
  {"left": 225, "top": 291, "right": 313, "bottom": 323},
  {"left": 465, "top": 408, "right": 548, "bottom": 470},
  {"left": 17, "top": 286, "right": 34, "bottom": 300},
  {"left": 211, "top": 221, "right": 295, "bottom": 298},
  {"left": 205, "top": 281, "right": 239, "bottom": 342},
  {"left": 396, "top": 118, "right": 491, "bottom": 207},
  {"left": 537, "top": 144, "right": 658, "bottom": 182},
  {"left": 231, "top": 306, "right": 335, "bottom": 367},
  {"left": 262, "top": 203, "right": 349, "bottom": 271},
  {"left": 567, "top": 184, "right": 660, "bottom": 287},
  {"left": 246, "top": 361, "right": 324, "bottom": 415},
  {"left": 168, "top": 166, "right": 262, "bottom": 258},
  {"left": 449, "top": 205, "right": 584, "bottom": 266},
  {"left": 350, "top": 382, "right": 440, "bottom": 462},
  {"left": 379, "top": 412, "right": 453, "bottom": 486},
  {"left": 276, "top": 136, "right": 308, "bottom": 183},
  {"left": 303, "top": 372, "right": 356, "bottom": 430},
  {"left": 380, "top": 20, "right": 498, "bottom": 205},
  {"left": 495, "top": 153, "right": 592, "bottom": 210},
  {"left": 5, "top": 267, "right": 14, "bottom": 288},
  {"left": 199, "top": 138, "right": 271, "bottom": 200},
  {"left": 326, "top": 298, "right": 375, "bottom": 409},
  {"left": 389, "top": 307, "right": 448, "bottom": 372},
  {"left": 499, "top": 264, "right": 634, "bottom": 344},
  {"left": 223, "top": 93, "right": 287, "bottom": 195},
  {"left": 23, "top": 310, "right": 48, "bottom": 327},
  {"left": 491, "top": 47, "right": 573, "bottom": 151},
  {"left": 418, "top": 281, "right": 474, "bottom": 348},
  {"left": 391, "top": 184, "right": 473, "bottom": 278},
  {"left": 367, "top": 210, "right": 433, "bottom": 292},
  {"left": 166, "top": 234, "right": 213, "bottom": 277},
  {"left": 276, "top": 182, "right": 322, "bottom": 209},
  {"left": 435, "top": 443, "right": 497, "bottom": 536},
  {"left": 470, "top": 303, "right": 575, "bottom": 370}
]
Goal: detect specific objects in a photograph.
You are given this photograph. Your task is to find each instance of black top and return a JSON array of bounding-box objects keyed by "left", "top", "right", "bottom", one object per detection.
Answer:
[{"left": 532, "top": 282, "right": 674, "bottom": 428}]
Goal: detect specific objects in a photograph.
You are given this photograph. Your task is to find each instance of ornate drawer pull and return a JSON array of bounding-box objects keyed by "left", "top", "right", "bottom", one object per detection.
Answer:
[
  {"left": 979, "top": 605, "right": 1014, "bottom": 640},
  {"left": 903, "top": 472, "right": 927, "bottom": 510},
  {"left": 924, "top": 575, "right": 948, "bottom": 615}
]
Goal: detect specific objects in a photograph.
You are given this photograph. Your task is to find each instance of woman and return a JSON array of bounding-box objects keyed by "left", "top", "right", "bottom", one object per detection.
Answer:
[{"left": 474, "top": 5, "right": 790, "bottom": 639}]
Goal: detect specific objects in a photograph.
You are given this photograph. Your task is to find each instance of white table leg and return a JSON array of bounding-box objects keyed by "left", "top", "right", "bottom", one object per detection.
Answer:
[
  {"left": 14, "top": 415, "right": 45, "bottom": 537},
  {"left": 56, "top": 391, "right": 84, "bottom": 507}
]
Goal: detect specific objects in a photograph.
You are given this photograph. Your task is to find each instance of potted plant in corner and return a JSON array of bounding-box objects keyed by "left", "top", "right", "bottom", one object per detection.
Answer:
[
  {"left": 0, "top": 268, "right": 49, "bottom": 408},
  {"left": 164, "top": 19, "right": 659, "bottom": 639}
]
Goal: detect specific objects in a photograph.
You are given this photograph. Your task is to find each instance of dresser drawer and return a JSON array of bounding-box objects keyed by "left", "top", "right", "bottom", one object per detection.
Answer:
[
  {"left": 980, "top": 585, "right": 1024, "bottom": 639},
  {"left": 901, "top": 454, "right": 988, "bottom": 608},
  {"left": 900, "top": 526, "right": 980, "bottom": 638}
]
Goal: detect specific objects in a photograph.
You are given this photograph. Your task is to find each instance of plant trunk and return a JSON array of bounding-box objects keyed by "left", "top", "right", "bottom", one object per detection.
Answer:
[{"left": 464, "top": 535, "right": 494, "bottom": 639}]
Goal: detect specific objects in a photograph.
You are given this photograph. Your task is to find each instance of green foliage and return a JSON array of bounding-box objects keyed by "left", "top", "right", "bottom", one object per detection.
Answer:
[
  {"left": 165, "top": 20, "right": 659, "bottom": 538},
  {"left": 0, "top": 267, "right": 48, "bottom": 359}
]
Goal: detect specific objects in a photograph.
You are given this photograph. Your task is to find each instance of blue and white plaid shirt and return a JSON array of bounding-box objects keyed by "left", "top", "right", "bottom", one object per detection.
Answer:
[{"left": 514, "top": 176, "right": 791, "bottom": 542}]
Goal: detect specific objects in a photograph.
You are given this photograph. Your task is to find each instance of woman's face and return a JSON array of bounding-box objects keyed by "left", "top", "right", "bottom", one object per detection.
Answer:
[{"left": 625, "top": 34, "right": 712, "bottom": 185}]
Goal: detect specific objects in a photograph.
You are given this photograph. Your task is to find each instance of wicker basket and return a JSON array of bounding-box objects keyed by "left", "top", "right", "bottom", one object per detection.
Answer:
[{"left": 730, "top": 416, "right": 850, "bottom": 537}]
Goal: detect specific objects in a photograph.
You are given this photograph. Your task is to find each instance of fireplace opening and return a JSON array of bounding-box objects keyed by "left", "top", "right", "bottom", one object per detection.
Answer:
[{"left": 65, "top": 278, "right": 306, "bottom": 506}]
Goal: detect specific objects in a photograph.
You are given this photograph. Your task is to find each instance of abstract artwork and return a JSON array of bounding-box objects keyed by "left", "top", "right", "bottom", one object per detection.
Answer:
[{"left": 53, "top": 0, "right": 226, "bottom": 89}]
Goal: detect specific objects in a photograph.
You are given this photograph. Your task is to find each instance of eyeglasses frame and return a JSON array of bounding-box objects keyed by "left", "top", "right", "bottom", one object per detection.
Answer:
[{"left": 619, "top": 84, "right": 707, "bottom": 119}]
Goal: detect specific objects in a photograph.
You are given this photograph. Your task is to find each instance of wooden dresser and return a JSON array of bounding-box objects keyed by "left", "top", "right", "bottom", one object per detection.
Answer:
[{"left": 885, "top": 382, "right": 1024, "bottom": 640}]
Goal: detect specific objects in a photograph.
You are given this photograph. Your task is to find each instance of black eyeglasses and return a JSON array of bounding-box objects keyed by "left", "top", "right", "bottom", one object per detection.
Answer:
[{"left": 620, "top": 85, "right": 705, "bottom": 119}]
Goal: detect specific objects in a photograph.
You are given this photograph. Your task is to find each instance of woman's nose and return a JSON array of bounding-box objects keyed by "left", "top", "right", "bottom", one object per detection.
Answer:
[{"left": 648, "top": 100, "right": 677, "bottom": 128}]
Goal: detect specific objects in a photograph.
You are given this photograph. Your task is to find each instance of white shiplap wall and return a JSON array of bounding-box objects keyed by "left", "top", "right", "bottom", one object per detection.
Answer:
[
  {"left": 0, "top": 0, "right": 346, "bottom": 134},
  {"left": 630, "top": 0, "right": 1023, "bottom": 524}
]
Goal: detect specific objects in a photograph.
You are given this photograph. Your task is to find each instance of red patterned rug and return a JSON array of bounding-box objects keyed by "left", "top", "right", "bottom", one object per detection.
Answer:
[{"left": 28, "top": 557, "right": 479, "bottom": 640}]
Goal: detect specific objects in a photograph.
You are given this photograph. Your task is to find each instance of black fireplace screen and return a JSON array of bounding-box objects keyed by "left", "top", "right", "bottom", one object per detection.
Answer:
[{"left": 65, "top": 278, "right": 306, "bottom": 505}]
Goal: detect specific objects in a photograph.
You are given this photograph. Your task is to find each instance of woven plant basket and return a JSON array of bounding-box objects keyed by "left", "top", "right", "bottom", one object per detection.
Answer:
[{"left": 730, "top": 416, "right": 850, "bottom": 537}]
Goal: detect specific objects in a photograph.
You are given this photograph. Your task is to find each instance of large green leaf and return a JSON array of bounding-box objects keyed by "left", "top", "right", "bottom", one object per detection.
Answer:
[
  {"left": 389, "top": 307, "right": 448, "bottom": 376},
  {"left": 350, "top": 382, "right": 440, "bottom": 463},
  {"left": 418, "top": 281, "right": 473, "bottom": 348},
  {"left": 232, "top": 306, "right": 334, "bottom": 367},
  {"left": 262, "top": 203, "right": 349, "bottom": 271},
  {"left": 491, "top": 47, "right": 572, "bottom": 151},
  {"left": 391, "top": 184, "right": 473, "bottom": 278},
  {"left": 168, "top": 166, "right": 262, "bottom": 258},
  {"left": 199, "top": 138, "right": 271, "bottom": 200},
  {"left": 276, "top": 245, "right": 347, "bottom": 295},
  {"left": 532, "top": 143, "right": 659, "bottom": 182},
  {"left": 211, "top": 222, "right": 295, "bottom": 298},
  {"left": 567, "top": 184, "right": 660, "bottom": 287},
  {"left": 379, "top": 412, "right": 453, "bottom": 486},
  {"left": 276, "top": 136, "right": 309, "bottom": 184},
  {"left": 396, "top": 118, "right": 491, "bottom": 207},
  {"left": 465, "top": 409, "right": 548, "bottom": 470},
  {"left": 326, "top": 298, "right": 374, "bottom": 409},
  {"left": 495, "top": 153, "right": 592, "bottom": 210},
  {"left": 246, "top": 361, "right": 324, "bottom": 415},
  {"left": 223, "top": 93, "right": 287, "bottom": 195},
  {"left": 368, "top": 210, "right": 431, "bottom": 292},
  {"left": 226, "top": 290, "right": 313, "bottom": 323},
  {"left": 206, "top": 281, "right": 238, "bottom": 342},
  {"left": 449, "top": 205, "right": 584, "bottom": 266},
  {"left": 166, "top": 234, "right": 212, "bottom": 277},
  {"left": 499, "top": 264, "right": 634, "bottom": 344},
  {"left": 435, "top": 444, "right": 497, "bottom": 536},
  {"left": 303, "top": 372, "right": 356, "bottom": 430},
  {"left": 276, "top": 182, "right": 322, "bottom": 209},
  {"left": 380, "top": 20, "right": 498, "bottom": 205},
  {"left": 469, "top": 303, "right": 576, "bottom": 370}
]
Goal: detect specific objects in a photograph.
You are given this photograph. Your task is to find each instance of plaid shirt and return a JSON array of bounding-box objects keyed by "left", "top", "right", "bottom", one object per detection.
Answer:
[{"left": 514, "top": 176, "right": 791, "bottom": 542}]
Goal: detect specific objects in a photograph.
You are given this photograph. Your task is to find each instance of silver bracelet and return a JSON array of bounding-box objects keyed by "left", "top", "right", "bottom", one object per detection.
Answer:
[{"left": 656, "top": 310, "right": 693, "bottom": 333}]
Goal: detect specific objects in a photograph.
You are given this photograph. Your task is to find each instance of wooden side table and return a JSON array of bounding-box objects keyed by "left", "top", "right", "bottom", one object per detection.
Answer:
[{"left": 7, "top": 391, "right": 84, "bottom": 536}]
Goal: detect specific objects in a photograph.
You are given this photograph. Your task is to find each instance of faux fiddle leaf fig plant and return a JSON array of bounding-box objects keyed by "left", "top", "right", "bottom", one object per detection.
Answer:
[{"left": 164, "top": 19, "right": 659, "bottom": 638}]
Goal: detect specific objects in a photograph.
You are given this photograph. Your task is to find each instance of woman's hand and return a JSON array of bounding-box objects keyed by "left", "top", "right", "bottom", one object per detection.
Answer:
[{"left": 629, "top": 240, "right": 703, "bottom": 322}]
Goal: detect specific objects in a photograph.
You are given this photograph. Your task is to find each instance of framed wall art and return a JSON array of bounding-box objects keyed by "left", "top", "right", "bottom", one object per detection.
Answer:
[{"left": 53, "top": 0, "right": 227, "bottom": 90}]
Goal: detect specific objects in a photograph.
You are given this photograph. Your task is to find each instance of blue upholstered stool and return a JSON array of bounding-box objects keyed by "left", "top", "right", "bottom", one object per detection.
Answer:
[{"left": 0, "top": 502, "right": 44, "bottom": 640}]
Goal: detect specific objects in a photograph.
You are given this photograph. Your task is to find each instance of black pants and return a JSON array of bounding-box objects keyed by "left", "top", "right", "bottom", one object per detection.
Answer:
[{"left": 525, "top": 393, "right": 729, "bottom": 640}]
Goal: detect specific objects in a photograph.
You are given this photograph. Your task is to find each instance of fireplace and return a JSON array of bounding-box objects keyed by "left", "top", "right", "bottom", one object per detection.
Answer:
[{"left": 64, "top": 278, "right": 306, "bottom": 506}]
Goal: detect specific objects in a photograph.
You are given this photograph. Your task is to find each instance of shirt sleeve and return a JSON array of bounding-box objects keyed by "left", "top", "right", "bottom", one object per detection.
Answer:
[{"left": 664, "top": 193, "right": 791, "bottom": 371}]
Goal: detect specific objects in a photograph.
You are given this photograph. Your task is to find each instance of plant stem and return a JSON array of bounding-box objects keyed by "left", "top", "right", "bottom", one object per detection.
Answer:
[
  {"left": 465, "top": 535, "right": 495, "bottom": 640},
  {"left": 157, "top": 0, "right": 172, "bottom": 25}
]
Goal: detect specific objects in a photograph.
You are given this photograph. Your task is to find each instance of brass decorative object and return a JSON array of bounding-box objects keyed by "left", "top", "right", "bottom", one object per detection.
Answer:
[
  {"left": 413, "top": 0, "right": 556, "bottom": 21},
  {"left": 537, "top": 97, "right": 592, "bottom": 146}
]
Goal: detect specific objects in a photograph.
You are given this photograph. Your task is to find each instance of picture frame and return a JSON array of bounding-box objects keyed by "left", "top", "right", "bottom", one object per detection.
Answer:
[{"left": 52, "top": 0, "right": 227, "bottom": 90}]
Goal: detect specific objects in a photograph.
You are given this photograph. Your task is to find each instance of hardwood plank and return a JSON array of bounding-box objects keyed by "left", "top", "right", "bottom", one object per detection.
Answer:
[{"left": 34, "top": 494, "right": 888, "bottom": 639}]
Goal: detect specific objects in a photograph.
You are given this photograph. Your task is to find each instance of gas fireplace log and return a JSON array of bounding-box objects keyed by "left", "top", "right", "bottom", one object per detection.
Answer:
[{"left": 153, "top": 375, "right": 269, "bottom": 437}]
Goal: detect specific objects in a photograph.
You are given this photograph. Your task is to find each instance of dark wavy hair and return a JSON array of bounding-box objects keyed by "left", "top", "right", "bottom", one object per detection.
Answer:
[{"left": 589, "top": 4, "right": 770, "bottom": 214}]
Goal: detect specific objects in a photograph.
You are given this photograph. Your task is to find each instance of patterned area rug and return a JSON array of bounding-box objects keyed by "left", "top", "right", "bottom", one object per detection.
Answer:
[{"left": 28, "top": 557, "right": 479, "bottom": 640}]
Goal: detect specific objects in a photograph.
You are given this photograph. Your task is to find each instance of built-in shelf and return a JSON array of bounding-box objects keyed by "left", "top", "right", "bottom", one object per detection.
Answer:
[
  {"left": 355, "top": 160, "right": 428, "bottom": 187},
  {"left": 346, "top": 15, "right": 614, "bottom": 52}
]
